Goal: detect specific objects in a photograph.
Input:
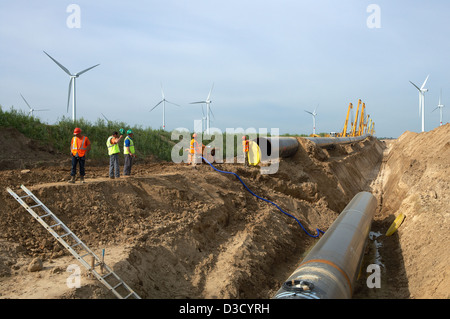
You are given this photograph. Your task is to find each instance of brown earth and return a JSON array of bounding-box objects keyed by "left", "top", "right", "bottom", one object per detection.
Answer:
[{"left": 0, "top": 124, "right": 448, "bottom": 299}]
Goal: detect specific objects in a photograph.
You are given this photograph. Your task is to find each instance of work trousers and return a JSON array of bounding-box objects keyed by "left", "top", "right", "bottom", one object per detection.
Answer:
[
  {"left": 109, "top": 153, "right": 120, "bottom": 178},
  {"left": 71, "top": 155, "right": 86, "bottom": 176},
  {"left": 123, "top": 154, "right": 133, "bottom": 176}
]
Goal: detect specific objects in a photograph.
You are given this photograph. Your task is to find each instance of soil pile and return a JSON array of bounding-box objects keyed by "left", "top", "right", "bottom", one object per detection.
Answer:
[
  {"left": 0, "top": 125, "right": 448, "bottom": 299},
  {"left": 368, "top": 123, "right": 450, "bottom": 299}
]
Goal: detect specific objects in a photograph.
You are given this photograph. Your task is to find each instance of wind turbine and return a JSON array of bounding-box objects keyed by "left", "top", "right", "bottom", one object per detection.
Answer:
[
  {"left": 305, "top": 105, "right": 318, "bottom": 135},
  {"left": 432, "top": 88, "right": 445, "bottom": 126},
  {"left": 191, "top": 83, "right": 214, "bottom": 134},
  {"left": 20, "top": 93, "right": 50, "bottom": 117},
  {"left": 150, "top": 83, "right": 180, "bottom": 130},
  {"left": 409, "top": 75, "right": 429, "bottom": 132},
  {"left": 43, "top": 51, "right": 100, "bottom": 123}
]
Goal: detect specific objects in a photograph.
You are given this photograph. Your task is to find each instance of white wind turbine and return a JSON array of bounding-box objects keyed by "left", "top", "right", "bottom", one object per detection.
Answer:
[
  {"left": 190, "top": 83, "right": 214, "bottom": 134},
  {"left": 20, "top": 93, "right": 50, "bottom": 117},
  {"left": 150, "top": 83, "right": 180, "bottom": 130},
  {"left": 305, "top": 105, "right": 318, "bottom": 135},
  {"left": 432, "top": 88, "right": 445, "bottom": 126},
  {"left": 43, "top": 51, "right": 100, "bottom": 123},
  {"left": 409, "top": 75, "right": 429, "bottom": 132}
]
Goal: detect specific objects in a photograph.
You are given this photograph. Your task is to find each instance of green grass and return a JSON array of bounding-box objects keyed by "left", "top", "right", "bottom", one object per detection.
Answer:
[{"left": 0, "top": 105, "right": 332, "bottom": 162}]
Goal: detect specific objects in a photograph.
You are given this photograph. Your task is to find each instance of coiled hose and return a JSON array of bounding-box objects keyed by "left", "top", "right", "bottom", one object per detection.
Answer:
[{"left": 200, "top": 156, "right": 325, "bottom": 238}]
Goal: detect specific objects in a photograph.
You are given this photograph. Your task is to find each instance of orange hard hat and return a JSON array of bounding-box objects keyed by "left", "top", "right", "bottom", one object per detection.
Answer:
[{"left": 73, "top": 127, "right": 82, "bottom": 135}]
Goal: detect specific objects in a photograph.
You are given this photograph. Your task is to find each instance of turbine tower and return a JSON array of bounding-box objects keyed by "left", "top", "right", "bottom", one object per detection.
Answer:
[
  {"left": 191, "top": 83, "right": 214, "bottom": 134},
  {"left": 409, "top": 75, "right": 429, "bottom": 132},
  {"left": 432, "top": 88, "right": 445, "bottom": 126},
  {"left": 305, "top": 105, "right": 318, "bottom": 135},
  {"left": 150, "top": 83, "right": 180, "bottom": 130},
  {"left": 44, "top": 51, "right": 100, "bottom": 123},
  {"left": 20, "top": 93, "right": 50, "bottom": 117}
]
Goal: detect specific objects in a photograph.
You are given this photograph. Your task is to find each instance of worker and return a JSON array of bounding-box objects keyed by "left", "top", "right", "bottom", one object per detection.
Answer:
[
  {"left": 69, "top": 127, "right": 91, "bottom": 183},
  {"left": 123, "top": 129, "right": 136, "bottom": 177},
  {"left": 106, "top": 131, "right": 123, "bottom": 179},
  {"left": 242, "top": 135, "right": 249, "bottom": 166},
  {"left": 189, "top": 133, "right": 204, "bottom": 166}
]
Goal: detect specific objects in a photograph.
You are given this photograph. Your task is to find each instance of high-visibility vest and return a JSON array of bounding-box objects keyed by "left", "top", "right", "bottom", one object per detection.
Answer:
[
  {"left": 190, "top": 139, "right": 202, "bottom": 154},
  {"left": 106, "top": 136, "right": 120, "bottom": 155},
  {"left": 124, "top": 136, "right": 135, "bottom": 154},
  {"left": 71, "top": 136, "right": 89, "bottom": 157},
  {"left": 242, "top": 140, "right": 249, "bottom": 153}
]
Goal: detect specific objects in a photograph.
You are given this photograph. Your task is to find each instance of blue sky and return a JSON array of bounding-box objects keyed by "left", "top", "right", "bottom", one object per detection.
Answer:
[{"left": 0, "top": 0, "right": 449, "bottom": 138}]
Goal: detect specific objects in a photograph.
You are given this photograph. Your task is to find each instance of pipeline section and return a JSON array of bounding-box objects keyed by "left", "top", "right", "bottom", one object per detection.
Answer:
[
  {"left": 249, "top": 135, "right": 370, "bottom": 165},
  {"left": 273, "top": 191, "right": 377, "bottom": 299}
]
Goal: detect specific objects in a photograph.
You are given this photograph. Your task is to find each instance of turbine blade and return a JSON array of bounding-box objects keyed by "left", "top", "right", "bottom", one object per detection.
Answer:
[
  {"left": 409, "top": 81, "right": 421, "bottom": 91},
  {"left": 101, "top": 112, "right": 110, "bottom": 122},
  {"left": 210, "top": 107, "right": 216, "bottom": 120},
  {"left": 150, "top": 100, "right": 163, "bottom": 112},
  {"left": 190, "top": 101, "right": 206, "bottom": 104},
  {"left": 67, "top": 78, "right": 73, "bottom": 113},
  {"left": 20, "top": 93, "right": 32, "bottom": 110},
  {"left": 34, "top": 109, "right": 50, "bottom": 112},
  {"left": 43, "top": 51, "right": 72, "bottom": 76},
  {"left": 207, "top": 83, "right": 214, "bottom": 101},
  {"left": 76, "top": 64, "right": 100, "bottom": 76},
  {"left": 165, "top": 100, "right": 180, "bottom": 107},
  {"left": 431, "top": 106, "right": 438, "bottom": 113},
  {"left": 420, "top": 75, "right": 430, "bottom": 90},
  {"left": 304, "top": 110, "right": 313, "bottom": 115}
]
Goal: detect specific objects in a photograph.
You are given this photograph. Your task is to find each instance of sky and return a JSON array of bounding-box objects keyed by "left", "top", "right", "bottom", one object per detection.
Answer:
[{"left": 0, "top": 0, "right": 449, "bottom": 138}]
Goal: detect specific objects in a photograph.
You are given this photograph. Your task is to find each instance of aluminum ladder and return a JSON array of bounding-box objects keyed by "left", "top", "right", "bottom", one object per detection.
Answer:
[{"left": 7, "top": 185, "right": 141, "bottom": 299}]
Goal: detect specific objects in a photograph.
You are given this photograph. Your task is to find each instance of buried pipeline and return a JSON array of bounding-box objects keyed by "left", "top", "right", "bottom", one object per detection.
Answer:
[
  {"left": 248, "top": 134, "right": 370, "bottom": 165},
  {"left": 273, "top": 191, "right": 377, "bottom": 299}
]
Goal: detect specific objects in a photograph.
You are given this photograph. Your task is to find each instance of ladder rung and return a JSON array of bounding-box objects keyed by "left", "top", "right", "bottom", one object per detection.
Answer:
[
  {"left": 49, "top": 223, "right": 61, "bottom": 228},
  {"left": 30, "top": 204, "right": 42, "bottom": 209},
  {"left": 59, "top": 233, "right": 71, "bottom": 238},
  {"left": 39, "top": 213, "right": 52, "bottom": 218},
  {"left": 113, "top": 282, "right": 123, "bottom": 289},
  {"left": 70, "top": 242, "right": 81, "bottom": 248},
  {"left": 124, "top": 292, "right": 134, "bottom": 299},
  {"left": 80, "top": 253, "right": 91, "bottom": 259},
  {"left": 102, "top": 272, "right": 113, "bottom": 279},
  {"left": 19, "top": 195, "right": 31, "bottom": 199}
]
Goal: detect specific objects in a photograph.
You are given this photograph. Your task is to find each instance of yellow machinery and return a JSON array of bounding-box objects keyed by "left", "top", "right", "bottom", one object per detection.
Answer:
[
  {"left": 338, "top": 102, "right": 353, "bottom": 137},
  {"left": 357, "top": 102, "right": 366, "bottom": 136},
  {"left": 351, "top": 99, "right": 361, "bottom": 137}
]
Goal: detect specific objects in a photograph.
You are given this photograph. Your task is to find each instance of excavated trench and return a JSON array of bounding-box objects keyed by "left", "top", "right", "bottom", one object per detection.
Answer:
[{"left": 2, "top": 127, "right": 448, "bottom": 299}]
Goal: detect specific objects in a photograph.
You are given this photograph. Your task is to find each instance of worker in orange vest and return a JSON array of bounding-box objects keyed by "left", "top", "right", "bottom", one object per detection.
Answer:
[
  {"left": 69, "top": 127, "right": 91, "bottom": 183},
  {"left": 189, "top": 133, "right": 204, "bottom": 166},
  {"left": 242, "top": 135, "right": 249, "bottom": 166}
]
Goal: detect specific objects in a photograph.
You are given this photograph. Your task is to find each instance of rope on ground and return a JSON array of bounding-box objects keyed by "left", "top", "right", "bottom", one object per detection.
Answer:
[{"left": 200, "top": 156, "right": 325, "bottom": 238}]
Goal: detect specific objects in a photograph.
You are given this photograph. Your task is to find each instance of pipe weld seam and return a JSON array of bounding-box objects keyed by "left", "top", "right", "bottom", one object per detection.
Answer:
[{"left": 297, "top": 259, "right": 352, "bottom": 296}]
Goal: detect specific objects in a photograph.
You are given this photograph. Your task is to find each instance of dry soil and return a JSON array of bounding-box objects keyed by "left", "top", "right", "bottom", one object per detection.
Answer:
[{"left": 0, "top": 124, "right": 448, "bottom": 299}]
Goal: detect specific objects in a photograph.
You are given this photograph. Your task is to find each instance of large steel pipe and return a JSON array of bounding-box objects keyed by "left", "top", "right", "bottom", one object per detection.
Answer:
[
  {"left": 302, "top": 134, "right": 370, "bottom": 147},
  {"left": 273, "top": 191, "right": 377, "bottom": 299},
  {"left": 250, "top": 136, "right": 299, "bottom": 163}
]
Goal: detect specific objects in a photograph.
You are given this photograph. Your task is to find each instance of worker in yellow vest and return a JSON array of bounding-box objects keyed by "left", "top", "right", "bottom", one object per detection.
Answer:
[
  {"left": 69, "top": 127, "right": 91, "bottom": 183},
  {"left": 106, "top": 131, "right": 123, "bottom": 179},
  {"left": 242, "top": 135, "right": 249, "bottom": 166},
  {"left": 123, "top": 129, "right": 136, "bottom": 177}
]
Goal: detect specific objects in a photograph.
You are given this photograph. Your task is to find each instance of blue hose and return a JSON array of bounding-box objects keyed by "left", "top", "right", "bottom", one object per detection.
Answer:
[{"left": 200, "top": 156, "right": 325, "bottom": 238}]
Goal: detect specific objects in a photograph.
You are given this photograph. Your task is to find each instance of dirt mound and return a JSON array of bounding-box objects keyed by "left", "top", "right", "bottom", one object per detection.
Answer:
[
  {"left": 0, "top": 127, "right": 66, "bottom": 170},
  {"left": 371, "top": 124, "right": 450, "bottom": 299},
  {"left": 2, "top": 125, "right": 448, "bottom": 300}
]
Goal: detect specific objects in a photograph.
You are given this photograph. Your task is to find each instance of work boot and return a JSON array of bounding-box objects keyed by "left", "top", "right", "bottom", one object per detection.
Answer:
[
  {"left": 80, "top": 176, "right": 85, "bottom": 183},
  {"left": 68, "top": 176, "right": 76, "bottom": 183}
]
